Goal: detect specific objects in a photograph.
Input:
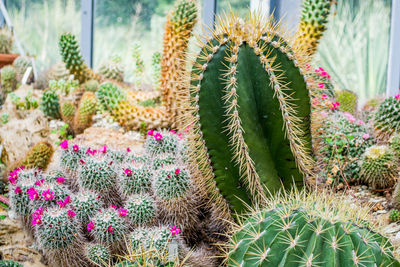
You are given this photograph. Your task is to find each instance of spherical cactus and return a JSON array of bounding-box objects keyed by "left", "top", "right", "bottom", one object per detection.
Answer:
[
  {"left": 98, "top": 57, "right": 124, "bottom": 82},
  {"left": 1, "top": 65, "right": 17, "bottom": 93},
  {"left": 59, "top": 141, "right": 85, "bottom": 173},
  {"left": 152, "top": 153, "right": 176, "bottom": 170},
  {"left": 0, "top": 260, "right": 23, "bottom": 267},
  {"left": 72, "top": 190, "right": 103, "bottom": 225},
  {"left": 22, "top": 141, "right": 54, "bottom": 171},
  {"left": 374, "top": 96, "right": 400, "bottom": 141},
  {"left": 336, "top": 89, "right": 358, "bottom": 115},
  {"left": 226, "top": 190, "right": 400, "bottom": 266},
  {"left": 85, "top": 243, "right": 111, "bottom": 266},
  {"left": 84, "top": 79, "right": 99, "bottom": 92},
  {"left": 90, "top": 208, "right": 128, "bottom": 249},
  {"left": 129, "top": 226, "right": 172, "bottom": 252},
  {"left": 125, "top": 193, "right": 156, "bottom": 226},
  {"left": 9, "top": 170, "right": 37, "bottom": 217},
  {"left": 118, "top": 165, "right": 152, "bottom": 196},
  {"left": 40, "top": 89, "right": 61, "bottom": 119},
  {"left": 360, "top": 145, "right": 398, "bottom": 189},
  {"left": 145, "top": 131, "right": 179, "bottom": 155},
  {"left": 154, "top": 167, "right": 190, "bottom": 200},
  {"left": 108, "top": 149, "right": 128, "bottom": 164},
  {"left": 95, "top": 82, "right": 125, "bottom": 112},
  {"left": 390, "top": 209, "right": 400, "bottom": 222},
  {"left": 390, "top": 134, "right": 400, "bottom": 158},
  {"left": 0, "top": 27, "right": 13, "bottom": 54},
  {"left": 30, "top": 179, "right": 71, "bottom": 211}
]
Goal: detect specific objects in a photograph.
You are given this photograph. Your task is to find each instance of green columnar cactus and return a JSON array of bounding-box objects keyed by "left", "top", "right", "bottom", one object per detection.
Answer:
[
  {"left": 226, "top": 190, "right": 400, "bottom": 266},
  {"left": 390, "top": 210, "right": 400, "bottom": 222},
  {"left": 73, "top": 91, "right": 97, "bottom": 134},
  {"left": 0, "top": 27, "right": 13, "bottom": 54},
  {"left": 22, "top": 141, "right": 54, "bottom": 171},
  {"left": 98, "top": 56, "right": 124, "bottom": 82},
  {"left": 1, "top": 65, "right": 17, "bottom": 93},
  {"left": 180, "top": 12, "right": 314, "bottom": 216},
  {"left": 84, "top": 79, "right": 99, "bottom": 92},
  {"left": 125, "top": 193, "right": 156, "bottom": 226},
  {"left": 374, "top": 96, "right": 400, "bottom": 141},
  {"left": 85, "top": 243, "right": 111, "bottom": 266},
  {"left": 152, "top": 153, "right": 176, "bottom": 170},
  {"left": 117, "top": 165, "right": 152, "bottom": 196},
  {"left": 73, "top": 190, "right": 103, "bottom": 225},
  {"left": 61, "top": 101, "right": 76, "bottom": 127},
  {"left": 132, "top": 43, "right": 145, "bottom": 86},
  {"left": 336, "top": 89, "right": 358, "bottom": 114},
  {"left": 295, "top": 0, "right": 333, "bottom": 55},
  {"left": 0, "top": 260, "right": 23, "bottom": 267},
  {"left": 96, "top": 82, "right": 126, "bottom": 112},
  {"left": 360, "top": 145, "right": 398, "bottom": 189},
  {"left": 40, "top": 89, "right": 61, "bottom": 119},
  {"left": 59, "top": 33, "right": 99, "bottom": 84}
]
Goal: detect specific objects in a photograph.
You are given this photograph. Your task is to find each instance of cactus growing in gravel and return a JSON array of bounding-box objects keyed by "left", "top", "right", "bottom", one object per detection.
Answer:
[
  {"left": 40, "top": 89, "right": 61, "bottom": 119},
  {"left": 226, "top": 190, "right": 400, "bottom": 266},
  {"left": 0, "top": 27, "right": 13, "bottom": 54},
  {"left": 22, "top": 141, "right": 54, "bottom": 171},
  {"left": 126, "top": 193, "right": 156, "bottom": 226},
  {"left": 374, "top": 95, "right": 400, "bottom": 141},
  {"left": 161, "top": 0, "right": 197, "bottom": 125},
  {"left": 98, "top": 57, "right": 124, "bottom": 82},
  {"left": 336, "top": 89, "right": 358, "bottom": 114},
  {"left": 73, "top": 91, "right": 97, "bottom": 134},
  {"left": 179, "top": 12, "right": 314, "bottom": 216},
  {"left": 360, "top": 145, "right": 398, "bottom": 189},
  {"left": 1, "top": 65, "right": 17, "bottom": 93},
  {"left": 85, "top": 243, "right": 111, "bottom": 266},
  {"left": 295, "top": 0, "right": 333, "bottom": 56},
  {"left": 0, "top": 260, "right": 23, "bottom": 267},
  {"left": 59, "top": 33, "right": 99, "bottom": 84}
]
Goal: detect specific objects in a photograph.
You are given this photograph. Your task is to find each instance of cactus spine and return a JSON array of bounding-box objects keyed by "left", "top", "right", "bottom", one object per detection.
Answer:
[
  {"left": 295, "top": 0, "right": 333, "bottom": 55},
  {"left": 180, "top": 12, "right": 314, "bottom": 216},
  {"left": 161, "top": 0, "right": 197, "bottom": 126}
]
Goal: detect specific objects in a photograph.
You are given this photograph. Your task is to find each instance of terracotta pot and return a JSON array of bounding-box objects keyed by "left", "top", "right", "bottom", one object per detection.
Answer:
[{"left": 0, "top": 54, "right": 18, "bottom": 68}]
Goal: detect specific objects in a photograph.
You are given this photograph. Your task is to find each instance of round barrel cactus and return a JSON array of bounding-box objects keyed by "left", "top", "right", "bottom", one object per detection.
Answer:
[{"left": 374, "top": 96, "right": 400, "bottom": 141}]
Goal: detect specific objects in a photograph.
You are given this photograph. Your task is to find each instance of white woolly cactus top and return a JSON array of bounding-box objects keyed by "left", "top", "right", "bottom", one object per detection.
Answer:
[{"left": 364, "top": 145, "right": 389, "bottom": 160}]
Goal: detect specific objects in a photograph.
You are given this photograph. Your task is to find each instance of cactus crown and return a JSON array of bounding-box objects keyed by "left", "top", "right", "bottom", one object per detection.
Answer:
[
  {"left": 170, "top": 0, "right": 197, "bottom": 30},
  {"left": 179, "top": 11, "right": 314, "bottom": 216}
]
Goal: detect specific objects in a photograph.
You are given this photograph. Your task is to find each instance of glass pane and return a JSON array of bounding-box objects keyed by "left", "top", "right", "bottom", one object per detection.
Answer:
[
  {"left": 216, "top": 0, "right": 250, "bottom": 18},
  {"left": 8, "top": 0, "right": 81, "bottom": 72}
]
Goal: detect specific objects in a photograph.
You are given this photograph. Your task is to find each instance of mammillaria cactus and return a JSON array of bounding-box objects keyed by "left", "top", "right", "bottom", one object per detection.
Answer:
[
  {"left": 336, "top": 89, "right": 358, "bottom": 114},
  {"left": 179, "top": 11, "right": 314, "bottom": 217},
  {"left": 0, "top": 27, "right": 13, "bottom": 54},
  {"left": 360, "top": 145, "right": 398, "bottom": 189},
  {"left": 1, "top": 65, "right": 17, "bottom": 93},
  {"left": 295, "top": 0, "right": 333, "bottom": 56},
  {"left": 125, "top": 193, "right": 156, "bottom": 226},
  {"left": 98, "top": 56, "right": 124, "bottom": 82},
  {"left": 145, "top": 130, "right": 179, "bottom": 155},
  {"left": 117, "top": 165, "right": 152, "bottom": 196},
  {"left": 40, "top": 89, "right": 61, "bottom": 119},
  {"left": 73, "top": 190, "right": 103, "bottom": 225},
  {"left": 73, "top": 91, "right": 97, "bottom": 134},
  {"left": 161, "top": 0, "right": 197, "bottom": 126},
  {"left": 59, "top": 141, "right": 85, "bottom": 173},
  {"left": 374, "top": 94, "right": 400, "bottom": 141},
  {"left": 390, "top": 134, "right": 400, "bottom": 158},
  {"left": 59, "top": 33, "right": 99, "bottom": 84},
  {"left": 225, "top": 190, "right": 400, "bottom": 266},
  {"left": 85, "top": 243, "right": 111, "bottom": 266}
]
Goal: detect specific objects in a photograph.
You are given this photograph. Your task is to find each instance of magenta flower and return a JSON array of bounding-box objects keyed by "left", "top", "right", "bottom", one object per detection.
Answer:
[
  {"left": 318, "top": 82, "right": 325, "bottom": 89},
  {"left": 147, "top": 129, "right": 154, "bottom": 136},
  {"left": 330, "top": 101, "right": 340, "bottom": 111},
  {"left": 305, "top": 64, "right": 312, "bottom": 70},
  {"left": 110, "top": 205, "right": 117, "bottom": 209},
  {"left": 321, "top": 94, "right": 327, "bottom": 100},
  {"left": 80, "top": 160, "right": 86, "bottom": 164},
  {"left": 33, "top": 206, "right": 43, "bottom": 216},
  {"left": 31, "top": 215, "right": 42, "bottom": 226},
  {"left": 67, "top": 209, "right": 76, "bottom": 218},
  {"left": 175, "top": 168, "right": 181, "bottom": 175},
  {"left": 362, "top": 133, "right": 370, "bottom": 140},
  {"left": 27, "top": 187, "right": 39, "bottom": 200},
  {"left": 395, "top": 93, "right": 400, "bottom": 100},
  {"left": 60, "top": 140, "right": 68, "bottom": 149},
  {"left": 100, "top": 145, "right": 107, "bottom": 153},
  {"left": 57, "top": 196, "right": 71, "bottom": 208},
  {"left": 73, "top": 144, "right": 79, "bottom": 152},
  {"left": 169, "top": 225, "right": 181, "bottom": 236},
  {"left": 14, "top": 187, "right": 22, "bottom": 194},
  {"left": 34, "top": 179, "right": 45, "bottom": 186},
  {"left": 344, "top": 112, "right": 356, "bottom": 123},
  {"left": 117, "top": 207, "right": 127, "bottom": 217},
  {"left": 170, "top": 129, "right": 177, "bottom": 134},
  {"left": 86, "top": 148, "right": 92, "bottom": 154},
  {"left": 177, "top": 133, "right": 183, "bottom": 140},
  {"left": 107, "top": 225, "right": 114, "bottom": 234},
  {"left": 154, "top": 132, "right": 163, "bottom": 141},
  {"left": 57, "top": 176, "right": 66, "bottom": 184},
  {"left": 124, "top": 168, "right": 132, "bottom": 176},
  {"left": 126, "top": 147, "right": 131, "bottom": 152},
  {"left": 87, "top": 221, "right": 95, "bottom": 231},
  {"left": 8, "top": 175, "right": 17, "bottom": 185},
  {"left": 42, "top": 189, "right": 55, "bottom": 201}
]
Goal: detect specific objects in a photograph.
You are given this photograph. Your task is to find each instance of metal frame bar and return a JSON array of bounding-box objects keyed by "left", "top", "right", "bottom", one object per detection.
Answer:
[
  {"left": 202, "top": 0, "right": 217, "bottom": 34},
  {"left": 387, "top": 0, "right": 400, "bottom": 97},
  {"left": 81, "top": 0, "right": 94, "bottom": 68}
]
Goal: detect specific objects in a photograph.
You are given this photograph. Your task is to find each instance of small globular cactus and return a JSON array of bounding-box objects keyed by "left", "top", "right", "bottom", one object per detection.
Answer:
[
  {"left": 129, "top": 226, "right": 173, "bottom": 252},
  {"left": 336, "top": 89, "right": 358, "bottom": 115},
  {"left": 125, "top": 193, "right": 156, "bottom": 226},
  {"left": 390, "top": 134, "right": 400, "bottom": 158},
  {"left": 390, "top": 209, "right": 400, "bottom": 222},
  {"left": 117, "top": 165, "right": 152, "bottom": 197},
  {"left": 154, "top": 167, "right": 190, "bottom": 200},
  {"left": 145, "top": 131, "right": 179, "bottom": 155},
  {"left": 85, "top": 243, "right": 111, "bottom": 266},
  {"left": 72, "top": 190, "right": 103, "bottom": 225},
  {"left": 374, "top": 95, "right": 400, "bottom": 141},
  {"left": 1, "top": 65, "right": 17, "bottom": 93},
  {"left": 83, "top": 79, "right": 99, "bottom": 92},
  {"left": 95, "top": 82, "right": 125, "bottom": 112},
  {"left": 40, "top": 89, "right": 61, "bottom": 119},
  {"left": 360, "top": 145, "right": 398, "bottom": 189},
  {"left": 59, "top": 141, "right": 85, "bottom": 173},
  {"left": 98, "top": 56, "right": 124, "bottom": 82}
]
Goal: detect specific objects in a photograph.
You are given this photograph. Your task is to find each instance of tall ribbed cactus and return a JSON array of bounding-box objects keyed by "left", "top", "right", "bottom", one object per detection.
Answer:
[
  {"left": 59, "top": 33, "right": 99, "bottom": 84},
  {"left": 73, "top": 91, "right": 97, "bottom": 134},
  {"left": 161, "top": 0, "right": 197, "bottom": 126},
  {"left": 295, "top": 0, "right": 333, "bottom": 56},
  {"left": 180, "top": 12, "right": 314, "bottom": 217}
]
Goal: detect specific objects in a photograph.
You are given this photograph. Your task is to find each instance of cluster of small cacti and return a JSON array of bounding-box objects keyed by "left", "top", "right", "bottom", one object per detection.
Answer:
[
  {"left": 1, "top": 65, "right": 18, "bottom": 94},
  {"left": 374, "top": 94, "right": 400, "bottom": 141},
  {"left": 295, "top": 0, "right": 333, "bottom": 55},
  {"left": 161, "top": 0, "right": 197, "bottom": 126},
  {"left": 96, "top": 81, "right": 169, "bottom": 130},
  {"left": 0, "top": 27, "right": 13, "bottom": 54},
  {"left": 8, "top": 131, "right": 219, "bottom": 266},
  {"left": 98, "top": 56, "right": 124, "bottom": 82}
]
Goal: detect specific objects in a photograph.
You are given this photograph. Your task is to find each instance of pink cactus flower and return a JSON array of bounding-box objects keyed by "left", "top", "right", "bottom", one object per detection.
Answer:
[
  {"left": 8, "top": 175, "right": 17, "bottom": 185},
  {"left": 395, "top": 93, "right": 400, "bottom": 100},
  {"left": 154, "top": 132, "right": 163, "bottom": 141},
  {"left": 87, "top": 221, "right": 95, "bottom": 231},
  {"left": 344, "top": 112, "right": 356, "bottom": 123},
  {"left": 117, "top": 207, "right": 127, "bottom": 217},
  {"left": 362, "top": 133, "right": 370, "bottom": 140},
  {"left": 318, "top": 83, "right": 325, "bottom": 89},
  {"left": 60, "top": 140, "right": 68, "bottom": 150},
  {"left": 305, "top": 64, "right": 312, "bottom": 70},
  {"left": 321, "top": 94, "right": 327, "bottom": 100},
  {"left": 126, "top": 147, "right": 131, "bottom": 152},
  {"left": 27, "top": 187, "right": 39, "bottom": 200},
  {"left": 34, "top": 179, "right": 45, "bottom": 186},
  {"left": 107, "top": 225, "right": 114, "bottom": 234},
  {"left": 177, "top": 133, "right": 183, "bottom": 140},
  {"left": 86, "top": 148, "right": 92, "bottom": 154},
  {"left": 42, "top": 189, "right": 55, "bottom": 201},
  {"left": 110, "top": 205, "right": 117, "bottom": 210},
  {"left": 73, "top": 144, "right": 79, "bottom": 152},
  {"left": 33, "top": 206, "right": 43, "bottom": 216},
  {"left": 57, "top": 196, "right": 71, "bottom": 208},
  {"left": 175, "top": 168, "right": 181, "bottom": 175},
  {"left": 56, "top": 176, "right": 66, "bottom": 184},
  {"left": 169, "top": 225, "right": 181, "bottom": 236},
  {"left": 67, "top": 210, "right": 76, "bottom": 218},
  {"left": 80, "top": 160, "right": 86, "bottom": 164},
  {"left": 357, "top": 120, "right": 365, "bottom": 126},
  {"left": 124, "top": 168, "right": 132, "bottom": 176},
  {"left": 14, "top": 187, "right": 22, "bottom": 194},
  {"left": 100, "top": 145, "right": 107, "bottom": 153},
  {"left": 330, "top": 101, "right": 340, "bottom": 111},
  {"left": 170, "top": 129, "right": 177, "bottom": 134},
  {"left": 147, "top": 129, "right": 154, "bottom": 136},
  {"left": 31, "top": 215, "right": 42, "bottom": 226}
]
